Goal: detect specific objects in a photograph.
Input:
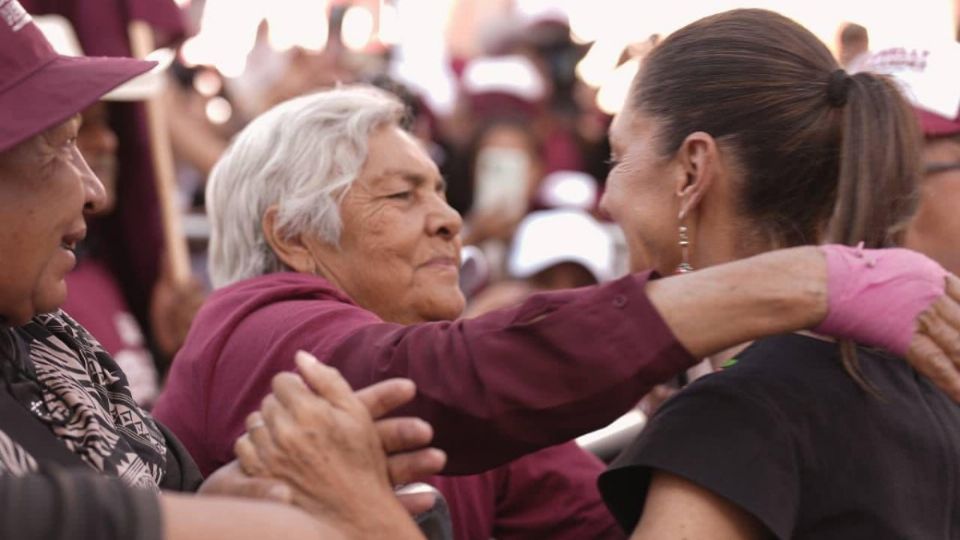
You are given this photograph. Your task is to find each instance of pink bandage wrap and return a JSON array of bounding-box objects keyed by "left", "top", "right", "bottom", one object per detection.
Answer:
[{"left": 813, "top": 244, "right": 947, "bottom": 356}]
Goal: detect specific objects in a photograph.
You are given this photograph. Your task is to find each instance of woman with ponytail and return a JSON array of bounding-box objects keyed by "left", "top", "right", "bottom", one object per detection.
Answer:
[{"left": 597, "top": 9, "right": 959, "bottom": 539}]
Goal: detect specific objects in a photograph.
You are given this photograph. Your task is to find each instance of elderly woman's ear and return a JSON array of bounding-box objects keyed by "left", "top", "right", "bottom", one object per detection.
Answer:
[{"left": 261, "top": 206, "right": 323, "bottom": 275}]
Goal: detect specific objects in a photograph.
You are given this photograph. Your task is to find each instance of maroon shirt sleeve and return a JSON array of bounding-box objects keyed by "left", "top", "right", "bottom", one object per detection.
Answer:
[
  {"left": 327, "top": 272, "right": 693, "bottom": 473},
  {"left": 159, "top": 271, "right": 693, "bottom": 476}
]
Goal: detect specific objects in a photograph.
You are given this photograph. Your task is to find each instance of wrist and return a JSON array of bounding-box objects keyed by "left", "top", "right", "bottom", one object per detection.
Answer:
[
  {"left": 294, "top": 485, "right": 422, "bottom": 539},
  {"left": 338, "top": 492, "right": 422, "bottom": 539},
  {"left": 780, "top": 246, "right": 829, "bottom": 329},
  {"left": 813, "top": 244, "right": 946, "bottom": 356}
]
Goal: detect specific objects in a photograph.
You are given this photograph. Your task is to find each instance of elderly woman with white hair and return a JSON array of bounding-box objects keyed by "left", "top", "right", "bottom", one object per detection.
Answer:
[{"left": 155, "top": 84, "right": 960, "bottom": 539}]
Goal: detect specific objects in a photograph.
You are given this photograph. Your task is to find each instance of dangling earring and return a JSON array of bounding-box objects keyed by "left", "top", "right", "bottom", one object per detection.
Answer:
[{"left": 676, "top": 222, "right": 693, "bottom": 274}]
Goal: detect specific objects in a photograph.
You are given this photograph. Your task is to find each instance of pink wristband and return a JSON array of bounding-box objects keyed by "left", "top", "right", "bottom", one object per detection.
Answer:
[{"left": 813, "top": 244, "right": 947, "bottom": 356}]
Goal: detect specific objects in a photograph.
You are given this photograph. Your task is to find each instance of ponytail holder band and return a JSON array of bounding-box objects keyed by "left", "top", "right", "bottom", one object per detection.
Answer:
[{"left": 826, "top": 69, "right": 852, "bottom": 108}]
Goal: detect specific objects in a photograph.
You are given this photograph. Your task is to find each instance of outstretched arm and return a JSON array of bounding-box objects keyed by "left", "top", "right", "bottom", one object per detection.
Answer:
[
  {"left": 649, "top": 245, "right": 960, "bottom": 401},
  {"left": 161, "top": 493, "right": 349, "bottom": 540},
  {"left": 646, "top": 246, "right": 827, "bottom": 358}
]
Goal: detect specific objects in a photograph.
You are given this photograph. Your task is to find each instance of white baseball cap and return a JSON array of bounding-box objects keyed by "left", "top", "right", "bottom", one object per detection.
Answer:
[
  {"left": 508, "top": 208, "right": 615, "bottom": 283},
  {"left": 461, "top": 54, "right": 546, "bottom": 102},
  {"left": 537, "top": 170, "right": 599, "bottom": 210}
]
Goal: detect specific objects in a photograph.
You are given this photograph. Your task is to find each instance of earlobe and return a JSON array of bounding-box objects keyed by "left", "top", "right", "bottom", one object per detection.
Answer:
[{"left": 678, "top": 183, "right": 704, "bottom": 220}]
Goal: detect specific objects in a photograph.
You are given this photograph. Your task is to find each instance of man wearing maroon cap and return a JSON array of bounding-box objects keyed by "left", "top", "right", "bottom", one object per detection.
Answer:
[
  {"left": 854, "top": 42, "right": 960, "bottom": 275},
  {"left": 905, "top": 108, "right": 960, "bottom": 274},
  {"left": 851, "top": 43, "right": 960, "bottom": 275}
]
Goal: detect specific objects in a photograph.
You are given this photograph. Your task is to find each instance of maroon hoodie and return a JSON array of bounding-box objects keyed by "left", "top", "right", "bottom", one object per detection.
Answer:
[{"left": 154, "top": 271, "right": 691, "bottom": 536}]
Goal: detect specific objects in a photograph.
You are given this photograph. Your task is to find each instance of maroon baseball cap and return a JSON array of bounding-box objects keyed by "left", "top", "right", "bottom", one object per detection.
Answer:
[
  {"left": 0, "top": 0, "right": 155, "bottom": 152},
  {"left": 917, "top": 108, "right": 960, "bottom": 138},
  {"left": 851, "top": 43, "right": 960, "bottom": 140}
]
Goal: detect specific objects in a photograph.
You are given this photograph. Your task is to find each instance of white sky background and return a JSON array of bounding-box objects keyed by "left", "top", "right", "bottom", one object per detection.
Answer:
[
  {"left": 180, "top": 0, "right": 957, "bottom": 114},
  {"left": 548, "top": 0, "right": 957, "bottom": 48}
]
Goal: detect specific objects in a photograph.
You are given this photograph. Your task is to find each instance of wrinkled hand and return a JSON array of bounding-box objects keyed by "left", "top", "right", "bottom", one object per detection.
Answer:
[
  {"left": 814, "top": 246, "right": 960, "bottom": 402},
  {"left": 906, "top": 275, "right": 960, "bottom": 402},
  {"left": 198, "top": 459, "right": 293, "bottom": 503},
  {"left": 234, "top": 351, "right": 444, "bottom": 530}
]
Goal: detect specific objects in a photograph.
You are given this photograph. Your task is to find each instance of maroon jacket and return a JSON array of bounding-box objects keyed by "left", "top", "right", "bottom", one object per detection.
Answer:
[
  {"left": 425, "top": 441, "right": 622, "bottom": 539},
  {"left": 153, "top": 272, "right": 691, "bottom": 536}
]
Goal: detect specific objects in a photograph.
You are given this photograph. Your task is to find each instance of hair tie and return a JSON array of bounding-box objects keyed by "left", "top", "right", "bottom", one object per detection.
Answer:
[{"left": 826, "top": 69, "right": 852, "bottom": 108}]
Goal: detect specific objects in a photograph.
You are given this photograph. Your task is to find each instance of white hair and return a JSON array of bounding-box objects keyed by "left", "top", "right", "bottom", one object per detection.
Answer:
[{"left": 206, "top": 85, "right": 405, "bottom": 288}]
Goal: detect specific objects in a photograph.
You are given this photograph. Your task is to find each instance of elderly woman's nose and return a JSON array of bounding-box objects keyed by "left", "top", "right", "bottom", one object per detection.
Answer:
[{"left": 427, "top": 199, "right": 463, "bottom": 239}]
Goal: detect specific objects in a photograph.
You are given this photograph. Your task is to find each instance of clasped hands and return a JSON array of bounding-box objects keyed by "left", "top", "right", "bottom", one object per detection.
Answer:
[{"left": 201, "top": 351, "right": 445, "bottom": 535}]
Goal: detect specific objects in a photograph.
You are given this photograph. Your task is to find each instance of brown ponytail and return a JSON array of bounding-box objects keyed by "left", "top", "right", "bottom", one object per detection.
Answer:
[
  {"left": 828, "top": 71, "right": 921, "bottom": 394},
  {"left": 631, "top": 9, "right": 923, "bottom": 392},
  {"left": 828, "top": 71, "right": 921, "bottom": 247}
]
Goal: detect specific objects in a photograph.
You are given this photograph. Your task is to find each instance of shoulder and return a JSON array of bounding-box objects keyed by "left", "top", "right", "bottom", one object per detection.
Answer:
[
  {"left": 684, "top": 333, "right": 850, "bottom": 408},
  {"left": 622, "top": 334, "right": 848, "bottom": 464},
  {"left": 18, "top": 311, "right": 121, "bottom": 380},
  {"left": 19, "top": 310, "right": 106, "bottom": 352},
  {"left": 203, "top": 272, "right": 382, "bottom": 335},
  {"left": 599, "top": 335, "right": 836, "bottom": 537},
  {"left": 211, "top": 272, "right": 357, "bottom": 306},
  {"left": 176, "top": 272, "right": 383, "bottom": 373}
]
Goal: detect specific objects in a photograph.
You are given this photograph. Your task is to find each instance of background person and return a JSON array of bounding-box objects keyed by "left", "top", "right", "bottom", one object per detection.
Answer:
[
  {"left": 464, "top": 207, "right": 614, "bottom": 317},
  {"left": 908, "top": 105, "right": 960, "bottom": 273},
  {"left": 855, "top": 42, "right": 960, "bottom": 275}
]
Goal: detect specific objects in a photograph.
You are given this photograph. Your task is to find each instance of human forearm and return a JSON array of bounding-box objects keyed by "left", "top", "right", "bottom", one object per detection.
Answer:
[
  {"left": 0, "top": 468, "right": 162, "bottom": 540},
  {"left": 162, "top": 492, "right": 426, "bottom": 540},
  {"left": 645, "top": 246, "right": 827, "bottom": 358},
  {"left": 162, "top": 493, "right": 338, "bottom": 540},
  {"left": 331, "top": 273, "right": 695, "bottom": 473},
  {"left": 647, "top": 245, "right": 960, "bottom": 404}
]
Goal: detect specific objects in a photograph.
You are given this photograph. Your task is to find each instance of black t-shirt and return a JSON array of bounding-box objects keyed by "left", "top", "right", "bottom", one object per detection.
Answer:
[{"left": 599, "top": 334, "right": 960, "bottom": 539}]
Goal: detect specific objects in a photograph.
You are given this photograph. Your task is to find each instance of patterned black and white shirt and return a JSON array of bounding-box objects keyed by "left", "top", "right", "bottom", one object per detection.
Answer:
[{"left": 0, "top": 311, "right": 201, "bottom": 491}]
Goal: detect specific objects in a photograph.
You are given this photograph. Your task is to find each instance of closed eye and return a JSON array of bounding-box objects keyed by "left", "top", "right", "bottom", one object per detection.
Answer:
[{"left": 387, "top": 191, "right": 413, "bottom": 200}]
